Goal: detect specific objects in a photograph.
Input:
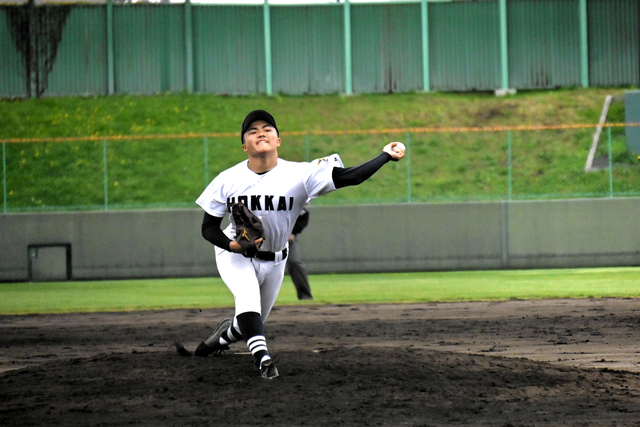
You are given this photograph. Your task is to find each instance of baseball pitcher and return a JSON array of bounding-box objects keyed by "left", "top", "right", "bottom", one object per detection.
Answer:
[{"left": 192, "top": 109, "right": 405, "bottom": 379}]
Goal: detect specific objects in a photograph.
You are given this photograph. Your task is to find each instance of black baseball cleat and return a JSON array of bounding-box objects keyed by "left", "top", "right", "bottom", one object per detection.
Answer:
[
  {"left": 174, "top": 342, "right": 193, "bottom": 356},
  {"left": 259, "top": 358, "right": 279, "bottom": 380},
  {"left": 194, "top": 318, "right": 232, "bottom": 357}
]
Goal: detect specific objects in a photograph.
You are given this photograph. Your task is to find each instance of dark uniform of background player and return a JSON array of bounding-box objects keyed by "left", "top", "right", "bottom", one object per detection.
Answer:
[{"left": 287, "top": 209, "right": 312, "bottom": 300}]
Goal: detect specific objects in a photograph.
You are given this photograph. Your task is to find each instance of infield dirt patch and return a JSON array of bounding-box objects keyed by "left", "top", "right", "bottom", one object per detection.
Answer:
[{"left": 1, "top": 298, "right": 640, "bottom": 426}]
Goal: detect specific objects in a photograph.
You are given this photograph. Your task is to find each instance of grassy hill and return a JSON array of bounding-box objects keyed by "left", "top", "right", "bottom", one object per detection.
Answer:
[{"left": 1, "top": 88, "right": 638, "bottom": 211}]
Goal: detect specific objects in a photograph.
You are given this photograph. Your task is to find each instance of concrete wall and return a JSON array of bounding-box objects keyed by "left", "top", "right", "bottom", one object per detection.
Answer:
[
  {"left": 0, "top": 209, "right": 217, "bottom": 281},
  {"left": 1, "top": 198, "right": 639, "bottom": 282},
  {"left": 506, "top": 198, "right": 640, "bottom": 269}
]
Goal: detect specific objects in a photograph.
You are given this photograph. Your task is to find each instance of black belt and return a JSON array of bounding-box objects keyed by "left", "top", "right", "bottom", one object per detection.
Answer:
[{"left": 255, "top": 248, "right": 288, "bottom": 262}]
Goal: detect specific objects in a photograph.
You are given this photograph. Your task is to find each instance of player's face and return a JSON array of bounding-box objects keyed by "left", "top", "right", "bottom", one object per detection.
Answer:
[{"left": 242, "top": 120, "right": 281, "bottom": 156}]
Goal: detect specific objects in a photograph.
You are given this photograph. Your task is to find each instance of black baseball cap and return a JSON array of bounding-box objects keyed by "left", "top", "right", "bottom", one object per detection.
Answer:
[{"left": 241, "top": 110, "right": 279, "bottom": 144}]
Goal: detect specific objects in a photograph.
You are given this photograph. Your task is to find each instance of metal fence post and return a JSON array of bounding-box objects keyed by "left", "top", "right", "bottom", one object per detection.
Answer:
[
  {"left": 263, "top": 0, "right": 273, "bottom": 96},
  {"left": 421, "top": 0, "right": 429, "bottom": 92},
  {"left": 185, "top": 0, "right": 194, "bottom": 93},
  {"left": 608, "top": 127, "right": 613, "bottom": 197},
  {"left": 103, "top": 139, "right": 109, "bottom": 210},
  {"left": 507, "top": 130, "right": 512, "bottom": 200},
  {"left": 203, "top": 137, "right": 209, "bottom": 186},
  {"left": 499, "top": 0, "right": 509, "bottom": 91},
  {"left": 305, "top": 134, "right": 310, "bottom": 162},
  {"left": 406, "top": 132, "right": 412, "bottom": 203},
  {"left": 2, "top": 143, "right": 6, "bottom": 213},
  {"left": 106, "top": 0, "right": 115, "bottom": 95},
  {"left": 579, "top": 0, "right": 589, "bottom": 88},
  {"left": 343, "top": 0, "right": 353, "bottom": 95}
]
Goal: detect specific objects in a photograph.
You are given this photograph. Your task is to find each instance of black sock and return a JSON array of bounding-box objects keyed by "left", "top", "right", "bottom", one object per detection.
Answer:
[
  {"left": 236, "top": 311, "right": 270, "bottom": 367},
  {"left": 219, "top": 320, "right": 243, "bottom": 345}
]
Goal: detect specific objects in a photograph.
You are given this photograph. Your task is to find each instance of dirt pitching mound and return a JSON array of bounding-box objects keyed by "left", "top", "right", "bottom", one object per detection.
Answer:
[{"left": 1, "top": 299, "right": 640, "bottom": 426}]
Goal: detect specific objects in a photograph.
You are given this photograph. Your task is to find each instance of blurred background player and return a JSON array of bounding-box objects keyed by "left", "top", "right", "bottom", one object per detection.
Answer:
[{"left": 287, "top": 209, "right": 312, "bottom": 300}]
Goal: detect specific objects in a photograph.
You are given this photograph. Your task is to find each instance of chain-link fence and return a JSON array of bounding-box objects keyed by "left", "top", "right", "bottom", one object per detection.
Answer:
[{"left": 2, "top": 123, "right": 639, "bottom": 213}]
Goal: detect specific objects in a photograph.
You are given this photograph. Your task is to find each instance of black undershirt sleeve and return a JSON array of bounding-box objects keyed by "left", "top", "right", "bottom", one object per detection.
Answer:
[
  {"left": 201, "top": 212, "right": 232, "bottom": 251},
  {"left": 332, "top": 152, "right": 393, "bottom": 189},
  {"left": 202, "top": 152, "right": 392, "bottom": 247}
]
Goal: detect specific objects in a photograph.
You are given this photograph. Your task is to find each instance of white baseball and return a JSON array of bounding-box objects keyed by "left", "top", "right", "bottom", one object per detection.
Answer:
[{"left": 392, "top": 142, "right": 406, "bottom": 153}]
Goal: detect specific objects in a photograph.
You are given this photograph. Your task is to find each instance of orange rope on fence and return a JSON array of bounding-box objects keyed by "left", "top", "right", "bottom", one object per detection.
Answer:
[
  {"left": 0, "top": 132, "right": 238, "bottom": 144},
  {"left": 1, "top": 122, "right": 637, "bottom": 144}
]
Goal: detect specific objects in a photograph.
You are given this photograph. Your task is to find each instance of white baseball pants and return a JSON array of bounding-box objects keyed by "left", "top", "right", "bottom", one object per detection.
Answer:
[{"left": 214, "top": 247, "right": 287, "bottom": 321}]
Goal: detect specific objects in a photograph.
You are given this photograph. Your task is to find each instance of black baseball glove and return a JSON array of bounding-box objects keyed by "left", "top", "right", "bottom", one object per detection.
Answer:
[{"left": 231, "top": 202, "right": 264, "bottom": 258}]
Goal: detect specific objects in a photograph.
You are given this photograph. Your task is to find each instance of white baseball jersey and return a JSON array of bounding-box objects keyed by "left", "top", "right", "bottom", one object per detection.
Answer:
[{"left": 196, "top": 154, "right": 344, "bottom": 253}]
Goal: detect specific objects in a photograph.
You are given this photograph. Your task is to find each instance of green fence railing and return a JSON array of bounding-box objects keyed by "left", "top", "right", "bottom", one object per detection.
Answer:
[
  {"left": 1, "top": 124, "right": 639, "bottom": 213},
  {"left": 1, "top": 0, "right": 638, "bottom": 98}
]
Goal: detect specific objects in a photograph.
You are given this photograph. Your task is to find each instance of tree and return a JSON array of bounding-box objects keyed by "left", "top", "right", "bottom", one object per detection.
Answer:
[{"left": 6, "top": 0, "right": 71, "bottom": 98}]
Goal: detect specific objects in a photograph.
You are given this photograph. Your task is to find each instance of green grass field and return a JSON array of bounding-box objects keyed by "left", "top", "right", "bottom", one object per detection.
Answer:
[
  {"left": 2, "top": 88, "right": 639, "bottom": 211},
  {"left": 2, "top": 90, "right": 638, "bottom": 316},
  {"left": 2, "top": 267, "right": 639, "bottom": 315}
]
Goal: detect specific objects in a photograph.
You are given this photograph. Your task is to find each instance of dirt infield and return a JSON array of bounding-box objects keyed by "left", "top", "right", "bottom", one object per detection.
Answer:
[{"left": 1, "top": 298, "right": 640, "bottom": 426}]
